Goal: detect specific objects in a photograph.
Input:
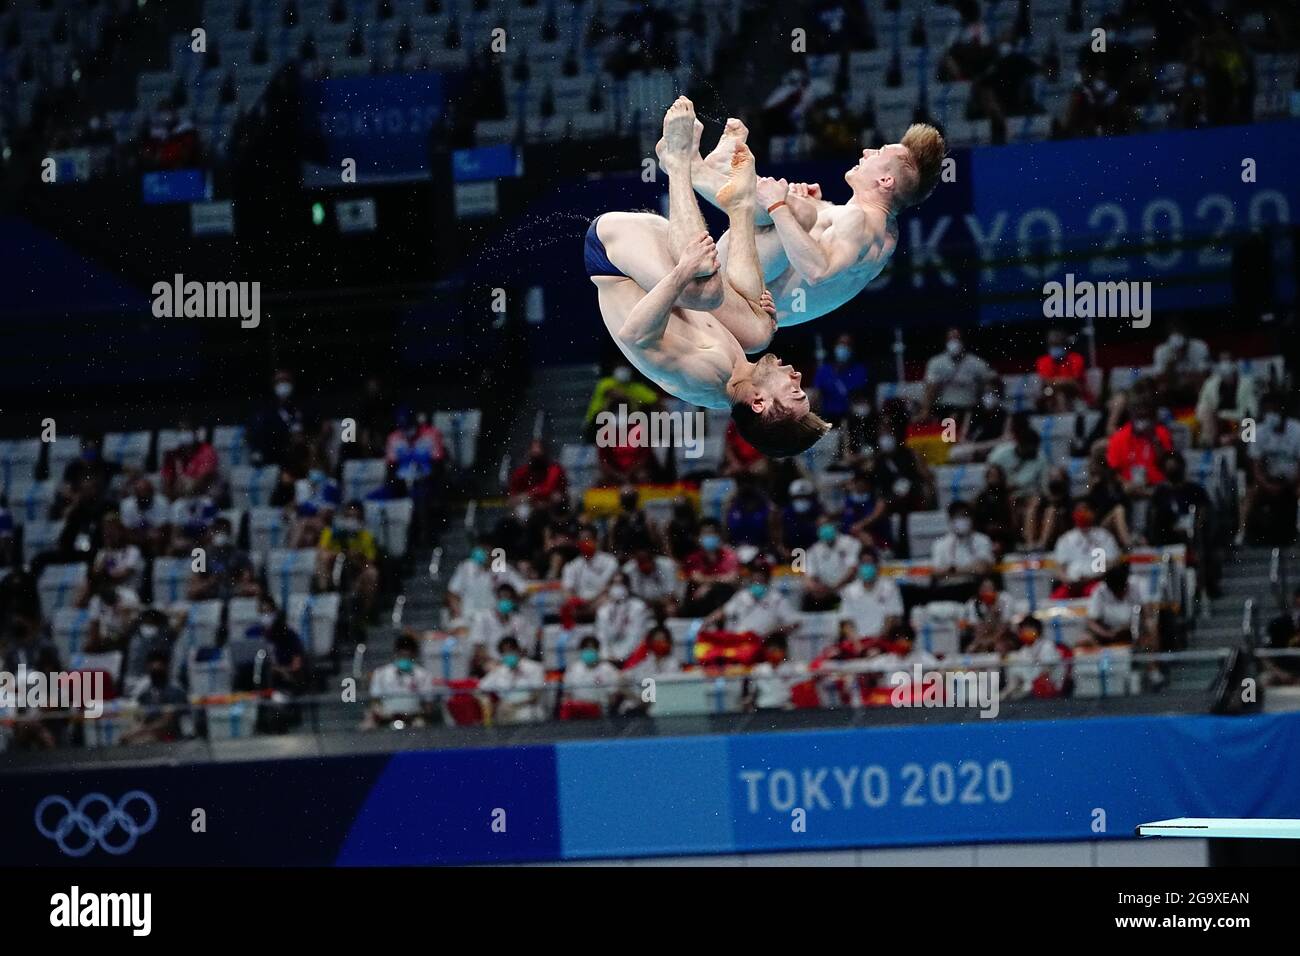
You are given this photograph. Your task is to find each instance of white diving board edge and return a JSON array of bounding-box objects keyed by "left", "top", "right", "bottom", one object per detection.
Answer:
[{"left": 1136, "top": 818, "right": 1300, "bottom": 839}]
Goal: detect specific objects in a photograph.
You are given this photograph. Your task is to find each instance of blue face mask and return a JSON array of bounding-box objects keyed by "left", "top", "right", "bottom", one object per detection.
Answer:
[
  {"left": 749, "top": 583, "right": 768, "bottom": 600},
  {"left": 859, "top": 563, "right": 878, "bottom": 582},
  {"left": 502, "top": 653, "right": 521, "bottom": 668},
  {"left": 395, "top": 657, "right": 414, "bottom": 673},
  {"left": 818, "top": 524, "right": 837, "bottom": 543},
  {"left": 580, "top": 648, "right": 599, "bottom": 665},
  {"left": 471, "top": 547, "right": 488, "bottom": 565},
  {"left": 700, "top": 534, "right": 720, "bottom": 551},
  {"left": 497, "top": 598, "right": 515, "bottom": 615},
  {"left": 834, "top": 344, "right": 852, "bottom": 363}
]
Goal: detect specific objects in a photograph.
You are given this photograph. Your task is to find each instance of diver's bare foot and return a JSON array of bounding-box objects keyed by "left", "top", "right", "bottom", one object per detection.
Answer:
[
  {"left": 715, "top": 142, "right": 756, "bottom": 210},
  {"left": 703, "top": 117, "right": 748, "bottom": 174},
  {"left": 655, "top": 96, "right": 696, "bottom": 172}
]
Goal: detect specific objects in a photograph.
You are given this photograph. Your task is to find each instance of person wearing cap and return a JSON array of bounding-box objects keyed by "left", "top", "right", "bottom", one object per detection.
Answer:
[{"left": 777, "top": 477, "right": 822, "bottom": 558}]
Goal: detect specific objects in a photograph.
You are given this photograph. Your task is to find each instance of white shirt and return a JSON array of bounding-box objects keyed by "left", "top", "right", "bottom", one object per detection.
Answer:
[
  {"left": 750, "top": 660, "right": 802, "bottom": 709},
  {"left": 595, "top": 595, "right": 652, "bottom": 659},
  {"left": 478, "top": 657, "right": 548, "bottom": 723},
  {"left": 1006, "top": 637, "right": 1065, "bottom": 695},
  {"left": 447, "top": 560, "right": 527, "bottom": 617},
  {"left": 561, "top": 552, "right": 620, "bottom": 602},
  {"left": 931, "top": 531, "right": 995, "bottom": 573},
  {"left": 622, "top": 556, "right": 682, "bottom": 603},
  {"left": 369, "top": 662, "right": 433, "bottom": 718},
  {"left": 120, "top": 494, "right": 171, "bottom": 530},
  {"left": 563, "top": 658, "right": 622, "bottom": 706},
  {"left": 87, "top": 587, "right": 142, "bottom": 644},
  {"left": 93, "top": 544, "right": 144, "bottom": 591},
  {"left": 838, "top": 577, "right": 904, "bottom": 637},
  {"left": 805, "top": 534, "right": 862, "bottom": 588},
  {"left": 467, "top": 608, "right": 539, "bottom": 652},
  {"left": 1053, "top": 527, "right": 1119, "bottom": 582},
  {"left": 1250, "top": 417, "right": 1300, "bottom": 482},
  {"left": 1087, "top": 580, "right": 1146, "bottom": 632},
  {"left": 1153, "top": 337, "right": 1210, "bottom": 375},
  {"left": 720, "top": 588, "right": 800, "bottom": 636},
  {"left": 925, "top": 350, "right": 995, "bottom": 409}
]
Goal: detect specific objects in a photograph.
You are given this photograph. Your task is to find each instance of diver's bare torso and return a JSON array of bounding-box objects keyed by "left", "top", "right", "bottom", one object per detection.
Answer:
[
  {"left": 768, "top": 201, "right": 898, "bottom": 326},
  {"left": 592, "top": 274, "right": 743, "bottom": 411}
]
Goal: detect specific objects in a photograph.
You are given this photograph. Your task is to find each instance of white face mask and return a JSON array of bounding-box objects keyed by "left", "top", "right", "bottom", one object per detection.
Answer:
[
  {"left": 952, "top": 516, "right": 973, "bottom": 536},
  {"left": 1217, "top": 361, "right": 1235, "bottom": 378},
  {"left": 140, "top": 625, "right": 159, "bottom": 640},
  {"left": 516, "top": 503, "right": 532, "bottom": 521},
  {"left": 259, "top": 612, "right": 275, "bottom": 629},
  {"left": 792, "top": 498, "right": 812, "bottom": 513},
  {"left": 274, "top": 381, "right": 293, "bottom": 400},
  {"left": 613, "top": 366, "right": 632, "bottom": 384},
  {"left": 609, "top": 584, "right": 628, "bottom": 601},
  {"left": 1168, "top": 333, "right": 1186, "bottom": 349},
  {"left": 878, "top": 434, "right": 897, "bottom": 453},
  {"left": 946, "top": 339, "right": 963, "bottom": 357},
  {"left": 212, "top": 532, "right": 230, "bottom": 547},
  {"left": 981, "top": 392, "right": 1000, "bottom": 410}
]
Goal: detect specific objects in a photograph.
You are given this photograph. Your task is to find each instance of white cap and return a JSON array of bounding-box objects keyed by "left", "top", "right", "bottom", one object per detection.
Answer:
[{"left": 789, "top": 478, "right": 814, "bottom": 497}]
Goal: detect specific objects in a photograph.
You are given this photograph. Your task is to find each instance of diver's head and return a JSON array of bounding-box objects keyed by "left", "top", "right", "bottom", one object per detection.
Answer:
[{"left": 728, "top": 354, "right": 831, "bottom": 458}]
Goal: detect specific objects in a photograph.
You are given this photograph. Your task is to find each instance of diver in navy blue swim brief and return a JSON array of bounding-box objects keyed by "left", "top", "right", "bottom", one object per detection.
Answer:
[{"left": 584, "top": 215, "right": 628, "bottom": 279}]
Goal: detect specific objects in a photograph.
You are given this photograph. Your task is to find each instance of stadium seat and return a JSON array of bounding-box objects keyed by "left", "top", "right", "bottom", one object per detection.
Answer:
[
  {"left": 227, "top": 596, "right": 261, "bottom": 641},
  {"left": 174, "top": 599, "right": 224, "bottom": 652},
  {"left": 1072, "top": 645, "right": 1135, "bottom": 698},
  {"left": 364, "top": 498, "right": 413, "bottom": 558},
  {"left": 6, "top": 479, "right": 56, "bottom": 524},
  {"left": 212, "top": 424, "right": 250, "bottom": 467},
  {"left": 249, "top": 505, "right": 292, "bottom": 558},
  {"left": 103, "top": 430, "right": 152, "bottom": 470},
  {"left": 907, "top": 509, "right": 951, "bottom": 559},
  {"left": 21, "top": 519, "right": 62, "bottom": 566},
  {"left": 933, "top": 464, "right": 985, "bottom": 510},
  {"left": 1001, "top": 373, "right": 1043, "bottom": 412},
  {"left": 230, "top": 464, "right": 280, "bottom": 507},
  {"left": 0, "top": 438, "right": 42, "bottom": 491},
  {"left": 152, "top": 556, "right": 193, "bottom": 605},
  {"left": 286, "top": 591, "right": 342, "bottom": 657},
  {"left": 909, "top": 602, "right": 963, "bottom": 657},
  {"left": 266, "top": 548, "right": 317, "bottom": 606},
  {"left": 51, "top": 606, "right": 94, "bottom": 659},
  {"left": 38, "top": 562, "right": 87, "bottom": 614},
  {"left": 434, "top": 408, "right": 482, "bottom": 469}
]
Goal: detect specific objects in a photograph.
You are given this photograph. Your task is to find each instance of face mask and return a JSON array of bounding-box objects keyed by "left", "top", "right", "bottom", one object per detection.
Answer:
[
  {"left": 395, "top": 657, "right": 414, "bottom": 673},
  {"left": 515, "top": 503, "right": 532, "bottom": 521},
  {"left": 337, "top": 517, "right": 360, "bottom": 533},
  {"left": 878, "top": 434, "right": 897, "bottom": 453},
  {"left": 1048, "top": 346, "right": 1065, "bottom": 361},
  {"left": 651, "top": 641, "right": 672, "bottom": 657},
  {"left": 749, "top": 583, "right": 768, "bottom": 600},
  {"left": 946, "top": 339, "right": 963, "bottom": 357},
  {"left": 274, "top": 381, "right": 293, "bottom": 400},
  {"left": 834, "top": 344, "right": 852, "bottom": 363},
  {"left": 580, "top": 648, "right": 600, "bottom": 665},
  {"left": 700, "top": 534, "right": 720, "bottom": 551},
  {"left": 818, "top": 524, "right": 836, "bottom": 543},
  {"left": 952, "top": 517, "right": 973, "bottom": 535},
  {"left": 851, "top": 402, "right": 871, "bottom": 417},
  {"left": 980, "top": 591, "right": 997, "bottom": 606},
  {"left": 981, "top": 392, "right": 1000, "bottom": 411},
  {"left": 502, "top": 653, "right": 521, "bottom": 669},
  {"left": 259, "top": 612, "right": 275, "bottom": 629},
  {"left": 609, "top": 584, "right": 628, "bottom": 601},
  {"left": 859, "top": 564, "right": 878, "bottom": 582},
  {"left": 792, "top": 498, "right": 812, "bottom": 513},
  {"left": 766, "top": 651, "right": 785, "bottom": 665},
  {"left": 1073, "top": 510, "right": 1093, "bottom": 529},
  {"left": 578, "top": 540, "right": 597, "bottom": 558},
  {"left": 1217, "top": 361, "right": 1234, "bottom": 378},
  {"left": 471, "top": 547, "right": 488, "bottom": 565},
  {"left": 212, "top": 532, "right": 230, "bottom": 547},
  {"left": 1168, "top": 333, "right": 1186, "bottom": 349},
  {"left": 1131, "top": 418, "right": 1151, "bottom": 434},
  {"left": 497, "top": 598, "right": 515, "bottom": 615},
  {"left": 140, "top": 625, "right": 159, "bottom": 640},
  {"left": 613, "top": 366, "right": 632, "bottom": 384}
]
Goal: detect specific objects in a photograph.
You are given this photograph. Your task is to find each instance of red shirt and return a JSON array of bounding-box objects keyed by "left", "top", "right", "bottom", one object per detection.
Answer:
[
  {"left": 682, "top": 547, "right": 739, "bottom": 578},
  {"left": 508, "top": 460, "right": 567, "bottom": 502},
  {"left": 162, "top": 442, "right": 218, "bottom": 487},
  {"left": 725, "top": 421, "right": 764, "bottom": 466},
  {"left": 1106, "top": 423, "right": 1173, "bottom": 485},
  {"left": 1035, "top": 351, "right": 1086, "bottom": 385}
]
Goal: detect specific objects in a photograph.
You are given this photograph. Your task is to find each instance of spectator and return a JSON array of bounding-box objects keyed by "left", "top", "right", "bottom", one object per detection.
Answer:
[
  {"left": 594, "top": 572, "right": 652, "bottom": 660},
  {"left": 188, "top": 516, "right": 258, "bottom": 601},
  {"left": 57, "top": 433, "right": 117, "bottom": 503},
  {"left": 559, "top": 527, "right": 620, "bottom": 627},
  {"left": 366, "top": 632, "right": 434, "bottom": 728},
  {"left": 1083, "top": 456, "right": 1134, "bottom": 550},
  {"left": 1063, "top": 55, "right": 1135, "bottom": 137},
  {"left": 1035, "top": 328, "right": 1089, "bottom": 411},
  {"left": 122, "top": 650, "right": 189, "bottom": 744},
  {"left": 467, "top": 583, "right": 541, "bottom": 669},
  {"left": 744, "top": 635, "right": 800, "bottom": 711},
  {"left": 81, "top": 581, "right": 142, "bottom": 653},
  {"left": 508, "top": 439, "right": 567, "bottom": 504},
  {"left": 1265, "top": 587, "right": 1300, "bottom": 686},
  {"left": 490, "top": 497, "right": 546, "bottom": 577},
  {"left": 663, "top": 497, "right": 700, "bottom": 562},
  {"left": 802, "top": 515, "right": 861, "bottom": 611},
  {"left": 679, "top": 519, "right": 740, "bottom": 616},
  {"left": 623, "top": 548, "right": 682, "bottom": 616},
  {"left": 1196, "top": 352, "right": 1258, "bottom": 447},
  {"left": 596, "top": 420, "right": 659, "bottom": 486},
  {"left": 950, "top": 384, "right": 1008, "bottom": 462},
  {"left": 617, "top": 624, "right": 681, "bottom": 714},
  {"left": 1052, "top": 502, "right": 1120, "bottom": 592},
  {"left": 1025, "top": 465, "right": 1074, "bottom": 552},
  {"left": 931, "top": 501, "right": 995, "bottom": 597},
  {"left": 249, "top": 369, "right": 309, "bottom": 467},
  {"left": 1244, "top": 392, "right": 1300, "bottom": 546},
  {"left": 708, "top": 565, "right": 799, "bottom": 639},
  {"left": 161, "top": 419, "right": 219, "bottom": 502},
  {"left": 1152, "top": 319, "right": 1211, "bottom": 406},
  {"left": 560, "top": 635, "right": 621, "bottom": 717},
  {"left": 1106, "top": 402, "right": 1173, "bottom": 498},
  {"left": 477, "top": 635, "right": 548, "bottom": 723},
  {"left": 541, "top": 492, "right": 582, "bottom": 578},
  {"left": 722, "top": 418, "right": 768, "bottom": 478},
  {"left": 962, "top": 575, "right": 1015, "bottom": 652},
  {"left": 119, "top": 477, "right": 170, "bottom": 556},
  {"left": 606, "top": 487, "right": 657, "bottom": 559},
  {"left": 872, "top": 425, "right": 932, "bottom": 540},
  {"left": 812, "top": 334, "right": 869, "bottom": 425},
  {"left": 385, "top": 410, "right": 447, "bottom": 546},
  {"left": 122, "top": 608, "right": 179, "bottom": 689},
  {"left": 583, "top": 363, "right": 659, "bottom": 440},
  {"left": 973, "top": 464, "right": 1017, "bottom": 555},
  {"left": 776, "top": 477, "right": 822, "bottom": 559},
  {"left": 247, "top": 595, "right": 308, "bottom": 697},
  {"left": 922, "top": 327, "right": 997, "bottom": 420},
  {"left": 316, "top": 500, "right": 381, "bottom": 619},
  {"left": 1084, "top": 562, "right": 1148, "bottom": 647},
  {"left": 841, "top": 467, "right": 893, "bottom": 552},
  {"left": 838, "top": 551, "right": 903, "bottom": 638},
  {"left": 987, "top": 412, "right": 1049, "bottom": 505},
  {"left": 446, "top": 542, "right": 526, "bottom": 620},
  {"left": 725, "top": 475, "right": 775, "bottom": 550},
  {"left": 86, "top": 513, "right": 144, "bottom": 596},
  {"left": 1002, "top": 616, "right": 1065, "bottom": 699},
  {"left": 1147, "top": 452, "right": 1218, "bottom": 594},
  {"left": 167, "top": 490, "right": 218, "bottom": 559}
]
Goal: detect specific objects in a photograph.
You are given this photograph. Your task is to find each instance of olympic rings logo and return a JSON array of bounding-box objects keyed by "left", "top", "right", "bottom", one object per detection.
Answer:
[{"left": 34, "top": 791, "right": 158, "bottom": 857}]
